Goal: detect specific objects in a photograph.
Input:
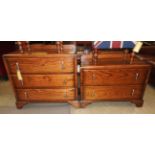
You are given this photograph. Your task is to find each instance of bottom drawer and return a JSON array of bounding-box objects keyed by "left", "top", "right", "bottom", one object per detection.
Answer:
[
  {"left": 16, "top": 88, "right": 76, "bottom": 101},
  {"left": 82, "top": 85, "right": 144, "bottom": 100}
]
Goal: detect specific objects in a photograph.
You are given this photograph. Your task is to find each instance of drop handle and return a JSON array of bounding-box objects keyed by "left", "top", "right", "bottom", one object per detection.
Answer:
[
  {"left": 16, "top": 62, "right": 20, "bottom": 70},
  {"left": 135, "top": 73, "right": 139, "bottom": 80},
  {"left": 60, "top": 61, "right": 65, "bottom": 70},
  {"left": 92, "top": 74, "right": 96, "bottom": 80},
  {"left": 64, "top": 90, "right": 68, "bottom": 98},
  {"left": 24, "top": 91, "right": 28, "bottom": 100},
  {"left": 91, "top": 91, "right": 96, "bottom": 97},
  {"left": 63, "top": 79, "right": 67, "bottom": 85},
  {"left": 131, "top": 89, "right": 135, "bottom": 96}
]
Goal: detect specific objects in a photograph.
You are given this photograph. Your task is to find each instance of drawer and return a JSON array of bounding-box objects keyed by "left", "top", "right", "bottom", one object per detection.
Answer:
[
  {"left": 16, "top": 88, "right": 76, "bottom": 101},
  {"left": 81, "top": 69, "right": 149, "bottom": 85},
  {"left": 81, "top": 85, "right": 144, "bottom": 100},
  {"left": 6, "top": 57, "right": 75, "bottom": 73},
  {"left": 12, "top": 74, "right": 75, "bottom": 88}
]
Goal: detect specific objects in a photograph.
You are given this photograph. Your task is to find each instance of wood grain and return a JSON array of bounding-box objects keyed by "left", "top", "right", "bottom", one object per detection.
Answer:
[
  {"left": 6, "top": 57, "right": 75, "bottom": 73},
  {"left": 12, "top": 74, "right": 75, "bottom": 88},
  {"left": 80, "top": 52, "right": 151, "bottom": 107},
  {"left": 82, "top": 85, "right": 144, "bottom": 100},
  {"left": 16, "top": 88, "right": 76, "bottom": 101},
  {"left": 3, "top": 53, "right": 78, "bottom": 108},
  {"left": 81, "top": 69, "right": 149, "bottom": 85}
]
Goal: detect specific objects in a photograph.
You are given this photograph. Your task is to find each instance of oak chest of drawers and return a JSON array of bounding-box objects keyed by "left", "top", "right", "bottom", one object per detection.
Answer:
[
  {"left": 80, "top": 53, "right": 151, "bottom": 107},
  {"left": 3, "top": 52, "right": 78, "bottom": 108},
  {"left": 3, "top": 51, "right": 151, "bottom": 108}
]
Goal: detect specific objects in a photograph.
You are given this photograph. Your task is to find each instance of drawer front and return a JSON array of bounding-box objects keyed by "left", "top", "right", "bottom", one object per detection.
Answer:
[
  {"left": 82, "top": 85, "right": 144, "bottom": 100},
  {"left": 81, "top": 69, "right": 149, "bottom": 85},
  {"left": 16, "top": 88, "right": 76, "bottom": 101},
  {"left": 7, "top": 57, "right": 75, "bottom": 73},
  {"left": 12, "top": 74, "right": 75, "bottom": 88}
]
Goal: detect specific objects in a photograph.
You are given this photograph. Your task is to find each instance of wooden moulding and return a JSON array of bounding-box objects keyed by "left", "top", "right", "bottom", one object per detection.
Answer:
[
  {"left": 16, "top": 101, "right": 81, "bottom": 109},
  {"left": 80, "top": 100, "right": 144, "bottom": 108}
]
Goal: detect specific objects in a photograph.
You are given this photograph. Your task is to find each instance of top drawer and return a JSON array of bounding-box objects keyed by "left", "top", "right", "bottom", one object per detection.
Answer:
[
  {"left": 81, "top": 68, "right": 150, "bottom": 85},
  {"left": 6, "top": 57, "right": 75, "bottom": 74}
]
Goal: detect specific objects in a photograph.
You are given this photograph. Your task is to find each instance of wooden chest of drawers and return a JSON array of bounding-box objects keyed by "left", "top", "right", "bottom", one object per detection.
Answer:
[
  {"left": 80, "top": 53, "right": 151, "bottom": 107},
  {"left": 3, "top": 52, "right": 78, "bottom": 108},
  {"left": 3, "top": 51, "right": 151, "bottom": 109}
]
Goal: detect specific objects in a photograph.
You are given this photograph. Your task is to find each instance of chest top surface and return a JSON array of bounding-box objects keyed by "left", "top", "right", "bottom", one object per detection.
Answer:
[{"left": 80, "top": 52, "right": 151, "bottom": 69}]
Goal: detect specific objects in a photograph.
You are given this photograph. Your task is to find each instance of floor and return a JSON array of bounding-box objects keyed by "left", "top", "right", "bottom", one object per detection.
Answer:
[
  {"left": 0, "top": 81, "right": 70, "bottom": 114},
  {"left": 0, "top": 80, "right": 155, "bottom": 114}
]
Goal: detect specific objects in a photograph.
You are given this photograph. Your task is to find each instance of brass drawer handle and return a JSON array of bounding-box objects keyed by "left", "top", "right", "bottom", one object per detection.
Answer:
[
  {"left": 64, "top": 90, "right": 68, "bottom": 98},
  {"left": 20, "top": 80, "right": 24, "bottom": 87},
  {"left": 63, "top": 79, "right": 67, "bottom": 85},
  {"left": 131, "top": 89, "right": 135, "bottom": 96},
  {"left": 135, "top": 73, "right": 139, "bottom": 80},
  {"left": 60, "top": 61, "right": 65, "bottom": 70},
  {"left": 24, "top": 91, "right": 28, "bottom": 100},
  {"left": 92, "top": 91, "right": 96, "bottom": 97},
  {"left": 16, "top": 62, "right": 20, "bottom": 70},
  {"left": 92, "top": 74, "right": 96, "bottom": 80}
]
